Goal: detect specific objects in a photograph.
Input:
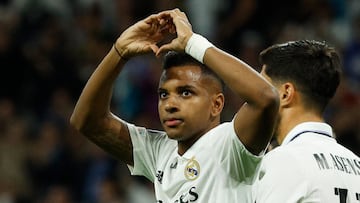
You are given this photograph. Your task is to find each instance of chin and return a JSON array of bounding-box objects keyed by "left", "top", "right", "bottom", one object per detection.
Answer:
[{"left": 165, "top": 129, "right": 182, "bottom": 140}]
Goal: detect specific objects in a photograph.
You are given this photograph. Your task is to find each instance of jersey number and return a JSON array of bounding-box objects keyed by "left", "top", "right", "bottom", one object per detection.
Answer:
[{"left": 334, "top": 187, "right": 360, "bottom": 203}]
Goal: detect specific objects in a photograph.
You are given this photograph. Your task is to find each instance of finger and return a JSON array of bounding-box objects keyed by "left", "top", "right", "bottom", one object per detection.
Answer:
[
  {"left": 157, "top": 10, "right": 173, "bottom": 18},
  {"left": 156, "top": 44, "right": 170, "bottom": 56},
  {"left": 159, "top": 23, "right": 175, "bottom": 34},
  {"left": 149, "top": 44, "right": 159, "bottom": 54},
  {"left": 144, "top": 14, "right": 162, "bottom": 32},
  {"left": 167, "top": 10, "right": 191, "bottom": 30},
  {"left": 158, "top": 15, "right": 173, "bottom": 33},
  {"left": 169, "top": 25, "right": 176, "bottom": 34},
  {"left": 156, "top": 41, "right": 177, "bottom": 56},
  {"left": 144, "top": 14, "right": 160, "bottom": 24}
]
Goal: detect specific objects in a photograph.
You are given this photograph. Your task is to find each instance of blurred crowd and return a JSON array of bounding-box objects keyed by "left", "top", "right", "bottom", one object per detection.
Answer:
[{"left": 0, "top": 0, "right": 359, "bottom": 202}]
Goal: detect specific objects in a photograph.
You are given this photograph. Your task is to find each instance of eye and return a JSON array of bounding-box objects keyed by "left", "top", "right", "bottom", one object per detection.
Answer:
[
  {"left": 159, "top": 91, "right": 168, "bottom": 99},
  {"left": 181, "top": 90, "right": 192, "bottom": 97}
]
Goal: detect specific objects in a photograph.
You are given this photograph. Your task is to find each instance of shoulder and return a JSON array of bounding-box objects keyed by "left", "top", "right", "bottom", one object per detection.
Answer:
[
  {"left": 126, "top": 122, "right": 176, "bottom": 147},
  {"left": 256, "top": 146, "right": 311, "bottom": 190},
  {"left": 215, "top": 121, "right": 233, "bottom": 130},
  {"left": 127, "top": 122, "right": 166, "bottom": 137},
  {"left": 199, "top": 121, "right": 235, "bottom": 142},
  {"left": 262, "top": 145, "right": 306, "bottom": 171},
  {"left": 254, "top": 146, "right": 311, "bottom": 202},
  {"left": 211, "top": 121, "right": 236, "bottom": 137}
]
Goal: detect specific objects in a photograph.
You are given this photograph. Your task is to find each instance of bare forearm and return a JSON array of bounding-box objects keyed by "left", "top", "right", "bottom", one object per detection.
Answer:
[{"left": 204, "top": 47, "right": 277, "bottom": 107}]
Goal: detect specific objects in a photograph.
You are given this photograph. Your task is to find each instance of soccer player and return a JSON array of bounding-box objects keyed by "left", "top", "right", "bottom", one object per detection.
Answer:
[
  {"left": 252, "top": 40, "right": 360, "bottom": 202},
  {"left": 70, "top": 9, "right": 279, "bottom": 202}
]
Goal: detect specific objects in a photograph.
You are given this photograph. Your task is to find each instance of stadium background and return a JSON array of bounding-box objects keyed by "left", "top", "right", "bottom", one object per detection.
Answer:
[{"left": 0, "top": 0, "right": 359, "bottom": 202}]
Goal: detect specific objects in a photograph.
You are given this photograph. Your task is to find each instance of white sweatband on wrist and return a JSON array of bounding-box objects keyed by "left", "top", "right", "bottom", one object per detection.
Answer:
[{"left": 185, "top": 33, "right": 214, "bottom": 63}]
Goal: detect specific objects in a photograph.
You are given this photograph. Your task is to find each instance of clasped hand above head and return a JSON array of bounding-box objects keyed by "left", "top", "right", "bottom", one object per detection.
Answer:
[{"left": 114, "top": 8, "right": 193, "bottom": 60}]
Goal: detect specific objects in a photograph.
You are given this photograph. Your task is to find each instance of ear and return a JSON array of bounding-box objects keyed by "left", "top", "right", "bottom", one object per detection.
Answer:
[
  {"left": 279, "top": 82, "right": 296, "bottom": 108},
  {"left": 211, "top": 93, "right": 225, "bottom": 117}
]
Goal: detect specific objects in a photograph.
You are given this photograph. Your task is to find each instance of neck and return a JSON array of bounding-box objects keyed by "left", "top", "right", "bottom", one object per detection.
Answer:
[
  {"left": 276, "top": 109, "right": 324, "bottom": 144},
  {"left": 177, "top": 134, "right": 202, "bottom": 155},
  {"left": 177, "top": 119, "right": 220, "bottom": 155}
]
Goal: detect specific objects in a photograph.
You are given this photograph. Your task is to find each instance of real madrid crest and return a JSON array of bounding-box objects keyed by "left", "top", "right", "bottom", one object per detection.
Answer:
[{"left": 184, "top": 157, "right": 200, "bottom": 181}]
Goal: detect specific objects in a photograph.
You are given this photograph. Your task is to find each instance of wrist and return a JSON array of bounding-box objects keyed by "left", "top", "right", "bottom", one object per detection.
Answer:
[
  {"left": 113, "top": 43, "right": 128, "bottom": 61},
  {"left": 185, "top": 33, "right": 214, "bottom": 63}
]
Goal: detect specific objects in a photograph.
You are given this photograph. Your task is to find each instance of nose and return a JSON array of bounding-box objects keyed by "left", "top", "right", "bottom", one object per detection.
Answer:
[{"left": 164, "top": 96, "right": 179, "bottom": 113}]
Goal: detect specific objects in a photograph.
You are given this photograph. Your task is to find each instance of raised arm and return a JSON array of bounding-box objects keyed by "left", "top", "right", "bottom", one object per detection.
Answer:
[
  {"left": 157, "top": 9, "right": 279, "bottom": 154},
  {"left": 70, "top": 14, "right": 171, "bottom": 165},
  {"left": 204, "top": 48, "right": 278, "bottom": 154}
]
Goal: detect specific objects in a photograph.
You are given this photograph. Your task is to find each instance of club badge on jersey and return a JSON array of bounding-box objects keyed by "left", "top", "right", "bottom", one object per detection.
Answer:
[{"left": 184, "top": 157, "right": 200, "bottom": 181}]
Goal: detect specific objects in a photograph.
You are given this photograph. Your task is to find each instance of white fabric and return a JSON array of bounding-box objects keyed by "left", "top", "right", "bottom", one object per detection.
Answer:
[
  {"left": 185, "top": 33, "right": 214, "bottom": 63},
  {"left": 127, "top": 120, "right": 262, "bottom": 203},
  {"left": 253, "top": 122, "right": 360, "bottom": 203}
]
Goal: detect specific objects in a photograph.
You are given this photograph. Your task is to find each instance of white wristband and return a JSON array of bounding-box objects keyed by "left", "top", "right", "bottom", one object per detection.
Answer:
[{"left": 185, "top": 33, "right": 214, "bottom": 63}]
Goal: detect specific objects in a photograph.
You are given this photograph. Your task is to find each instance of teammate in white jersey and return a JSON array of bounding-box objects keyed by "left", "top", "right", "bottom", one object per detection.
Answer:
[
  {"left": 252, "top": 40, "right": 360, "bottom": 203},
  {"left": 70, "top": 8, "right": 279, "bottom": 202}
]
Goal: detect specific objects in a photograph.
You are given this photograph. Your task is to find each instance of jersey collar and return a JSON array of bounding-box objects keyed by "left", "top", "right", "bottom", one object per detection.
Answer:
[
  {"left": 180, "top": 124, "right": 220, "bottom": 159},
  {"left": 281, "top": 122, "right": 334, "bottom": 146}
]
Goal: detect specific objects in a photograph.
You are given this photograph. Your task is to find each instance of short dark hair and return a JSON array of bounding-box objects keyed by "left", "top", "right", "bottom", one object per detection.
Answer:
[
  {"left": 259, "top": 40, "right": 341, "bottom": 111},
  {"left": 162, "top": 51, "right": 225, "bottom": 91}
]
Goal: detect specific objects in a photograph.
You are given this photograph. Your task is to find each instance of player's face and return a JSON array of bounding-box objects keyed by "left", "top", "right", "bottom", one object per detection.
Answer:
[{"left": 158, "top": 65, "right": 221, "bottom": 144}]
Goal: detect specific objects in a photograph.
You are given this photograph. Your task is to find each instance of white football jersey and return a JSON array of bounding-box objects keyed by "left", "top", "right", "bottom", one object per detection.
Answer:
[
  {"left": 253, "top": 122, "right": 360, "bottom": 203},
  {"left": 126, "top": 120, "right": 263, "bottom": 203}
]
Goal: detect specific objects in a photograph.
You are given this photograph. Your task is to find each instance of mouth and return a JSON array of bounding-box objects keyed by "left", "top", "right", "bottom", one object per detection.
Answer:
[{"left": 163, "top": 118, "right": 183, "bottom": 127}]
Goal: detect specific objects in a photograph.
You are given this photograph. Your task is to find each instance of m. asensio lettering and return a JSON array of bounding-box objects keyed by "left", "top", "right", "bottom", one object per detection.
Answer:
[{"left": 313, "top": 153, "right": 360, "bottom": 175}]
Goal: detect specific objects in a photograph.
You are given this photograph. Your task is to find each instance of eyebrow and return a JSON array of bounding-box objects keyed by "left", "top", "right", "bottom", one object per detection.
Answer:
[
  {"left": 158, "top": 85, "right": 196, "bottom": 92},
  {"left": 157, "top": 88, "right": 167, "bottom": 93},
  {"left": 177, "top": 85, "right": 196, "bottom": 91}
]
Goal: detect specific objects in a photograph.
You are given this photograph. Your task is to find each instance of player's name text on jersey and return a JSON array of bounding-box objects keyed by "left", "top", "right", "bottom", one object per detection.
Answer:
[
  {"left": 157, "top": 186, "right": 199, "bottom": 203},
  {"left": 313, "top": 153, "right": 360, "bottom": 175}
]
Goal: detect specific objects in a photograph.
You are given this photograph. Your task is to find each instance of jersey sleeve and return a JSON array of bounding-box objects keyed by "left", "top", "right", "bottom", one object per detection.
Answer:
[
  {"left": 219, "top": 121, "right": 263, "bottom": 183},
  {"left": 126, "top": 122, "right": 171, "bottom": 182},
  {"left": 252, "top": 150, "right": 308, "bottom": 203}
]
